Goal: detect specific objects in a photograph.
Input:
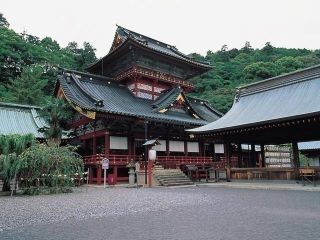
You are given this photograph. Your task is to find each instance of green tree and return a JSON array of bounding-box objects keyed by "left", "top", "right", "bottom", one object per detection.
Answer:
[
  {"left": 41, "top": 98, "right": 73, "bottom": 145},
  {"left": 0, "top": 134, "right": 35, "bottom": 191},
  {"left": 6, "top": 65, "right": 47, "bottom": 105},
  {"left": 0, "top": 13, "right": 9, "bottom": 27},
  {"left": 244, "top": 62, "right": 279, "bottom": 80}
]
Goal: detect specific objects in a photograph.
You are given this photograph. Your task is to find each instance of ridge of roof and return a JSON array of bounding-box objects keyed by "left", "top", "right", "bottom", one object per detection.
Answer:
[
  {"left": 87, "top": 26, "right": 212, "bottom": 71},
  {"left": 0, "top": 102, "right": 41, "bottom": 110},
  {"left": 59, "top": 68, "right": 114, "bottom": 81},
  {"left": 238, "top": 64, "right": 320, "bottom": 96},
  {"left": 117, "top": 25, "right": 177, "bottom": 50}
]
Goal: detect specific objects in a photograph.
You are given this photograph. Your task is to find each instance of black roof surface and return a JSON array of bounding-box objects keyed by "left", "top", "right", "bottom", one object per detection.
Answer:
[
  {"left": 58, "top": 70, "right": 221, "bottom": 126},
  {"left": 189, "top": 64, "right": 320, "bottom": 133},
  {"left": 86, "top": 26, "right": 211, "bottom": 72}
]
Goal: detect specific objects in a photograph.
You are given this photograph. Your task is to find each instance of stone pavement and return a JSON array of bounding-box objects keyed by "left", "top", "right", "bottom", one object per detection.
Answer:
[
  {"left": 88, "top": 180, "right": 320, "bottom": 192},
  {"left": 1, "top": 186, "right": 319, "bottom": 240},
  {"left": 196, "top": 180, "right": 320, "bottom": 192}
]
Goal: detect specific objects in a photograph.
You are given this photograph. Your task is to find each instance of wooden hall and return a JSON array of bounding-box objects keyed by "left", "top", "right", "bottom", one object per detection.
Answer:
[
  {"left": 55, "top": 26, "right": 222, "bottom": 184},
  {"left": 189, "top": 65, "right": 320, "bottom": 180}
]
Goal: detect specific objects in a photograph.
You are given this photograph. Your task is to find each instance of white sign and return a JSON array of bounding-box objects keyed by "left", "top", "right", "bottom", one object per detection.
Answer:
[{"left": 102, "top": 158, "right": 109, "bottom": 169}]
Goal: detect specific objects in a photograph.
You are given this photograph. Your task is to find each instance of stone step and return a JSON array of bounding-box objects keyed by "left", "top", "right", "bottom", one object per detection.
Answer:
[
  {"left": 159, "top": 179, "right": 191, "bottom": 184},
  {"left": 163, "top": 182, "right": 195, "bottom": 187},
  {"left": 156, "top": 175, "right": 189, "bottom": 179}
]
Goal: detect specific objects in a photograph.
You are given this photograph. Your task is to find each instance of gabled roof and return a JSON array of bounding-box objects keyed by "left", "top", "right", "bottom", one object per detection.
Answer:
[
  {"left": 86, "top": 26, "right": 211, "bottom": 73},
  {"left": 57, "top": 70, "right": 221, "bottom": 126},
  {"left": 0, "top": 102, "right": 47, "bottom": 138},
  {"left": 189, "top": 64, "right": 320, "bottom": 133}
]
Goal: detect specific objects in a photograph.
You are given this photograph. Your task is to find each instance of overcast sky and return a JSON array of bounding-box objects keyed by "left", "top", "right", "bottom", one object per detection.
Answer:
[{"left": 2, "top": 0, "right": 320, "bottom": 57}]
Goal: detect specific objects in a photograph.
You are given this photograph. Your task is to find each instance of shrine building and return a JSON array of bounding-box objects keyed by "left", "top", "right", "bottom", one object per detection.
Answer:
[
  {"left": 55, "top": 26, "right": 222, "bottom": 184},
  {"left": 189, "top": 65, "right": 320, "bottom": 180}
]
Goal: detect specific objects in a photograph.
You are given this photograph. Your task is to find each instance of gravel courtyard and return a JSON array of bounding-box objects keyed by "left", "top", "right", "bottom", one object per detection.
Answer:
[{"left": 0, "top": 186, "right": 319, "bottom": 240}]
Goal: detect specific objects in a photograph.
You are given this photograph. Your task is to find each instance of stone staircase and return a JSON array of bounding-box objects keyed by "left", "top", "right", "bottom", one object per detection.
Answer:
[{"left": 153, "top": 164, "right": 195, "bottom": 187}]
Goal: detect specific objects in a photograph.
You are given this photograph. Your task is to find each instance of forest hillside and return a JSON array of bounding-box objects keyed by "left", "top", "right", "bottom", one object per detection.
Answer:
[{"left": 1, "top": 13, "right": 320, "bottom": 113}]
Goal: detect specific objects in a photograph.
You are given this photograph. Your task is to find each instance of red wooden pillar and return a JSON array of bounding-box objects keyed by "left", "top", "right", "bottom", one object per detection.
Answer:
[
  {"left": 199, "top": 142, "right": 204, "bottom": 157},
  {"left": 184, "top": 141, "right": 188, "bottom": 156},
  {"left": 260, "top": 144, "right": 265, "bottom": 168},
  {"left": 250, "top": 144, "right": 256, "bottom": 167},
  {"left": 88, "top": 166, "right": 93, "bottom": 184},
  {"left": 166, "top": 139, "right": 170, "bottom": 156},
  {"left": 113, "top": 166, "right": 118, "bottom": 184},
  {"left": 104, "top": 132, "right": 110, "bottom": 158},
  {"left": 93, "top": 135, "right": 97, "bottom": 155},
  {"left": 237, "top": 143, "right": 242, "bottom": 168},
  {"left": 97, "top": 166, "right": 102, "bottom": 185},
  {"left": 225, "top": 142, "right": 231, "bottom": 180},
  {"left": 133, "top": 137, "right": 136, "bottom": 157},
  {"left": 128, "top": 135, "right": 134, "bottom": 157}
]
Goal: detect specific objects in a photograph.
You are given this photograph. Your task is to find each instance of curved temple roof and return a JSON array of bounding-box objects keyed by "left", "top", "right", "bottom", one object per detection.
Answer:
[
  {"left": 57, "top": 70, "right": 221, "bottom": 126},
  {"left": 189, "top": 64, "right": 320, "bottom": 133},
  {"left": 0, "top": 102, "right": 47, "bottom": 138},
  {"left": 86, "top": 26, "right": 212, "bottom": 73}
]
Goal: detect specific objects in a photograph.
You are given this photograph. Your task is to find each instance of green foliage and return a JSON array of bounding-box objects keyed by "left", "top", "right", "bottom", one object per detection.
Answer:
[
  {"left": 0, "top": 133, "right": 83, "bottom": 194},
  {"left": 5, "top": 65, "right": 47, "bottom": 105},
  {"left": 41, "top": 98, "right": 73, "bottom": 144},
  {"left": 0, "top": 13, "right": 97, "bottom": 106},
  {"left": 0, "top": 13, "right": 9, "bottom": 28},
  {"left": 0, "top": 134, "right": 35, "bottom": 191},
  {"left": 18, "top": 144, "right": 84, "bottom": 193},
  {"left": 299, "top": 153, "right": 311, "bottom": 167},
  {"left": 191, "top": 42, "right": 320, "bottom": 113},
  {"left": 1, "top": 13, "right": 320, "bottom": 113}
]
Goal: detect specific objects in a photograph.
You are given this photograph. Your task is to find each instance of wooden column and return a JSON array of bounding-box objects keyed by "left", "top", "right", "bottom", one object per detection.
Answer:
[
  {"left": 250, "top": 144, "right": 256, "bottom": 167},
  {"left": 104, "top": 132, "right": 110, "bottom": 157},
  {"left": 260, "top": 144, "right": 265, "bottom": 168},
  {"left": 292, "top": 142, "right": 300, "bottom": 168},
  {"left": 199, "top": 142, "right": 203, "bottom": 157},
  {"left": 166, "top": 139, "right": 170, "bottom": 156},
  {"left": 128, "top": 136, "right": 132, "bottom": 156},
  {"left": 93, "top": 135, "right": 97, "bottom": 155},
  {"left": 114, "top": 166, "right": 118, "bottom": 184},
  {"left": 184, "top": 141, "right": 188, "bottom": 156},
  {"left": 97, "top": 166, "right": 102, "bottom": 185},
  {"left": 88, "top": 166, "right": 93, "bottom": 184},
  {"left": 225, "top": 142, "right": 231, "bottom": 181},
  {"left": 237, "top": 143, "right": 242, "bottom": 168}
]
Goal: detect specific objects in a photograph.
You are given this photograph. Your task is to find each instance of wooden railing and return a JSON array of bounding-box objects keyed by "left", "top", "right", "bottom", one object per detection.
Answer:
[
  {"left": 84, "top": 154, "right": 141, "bottom": 165},
  {"left": 156, "top": 156, "right": 213, "bottom": 169},
  {"left": 83, "top": 154, "right": 239, "bottom": 169}
]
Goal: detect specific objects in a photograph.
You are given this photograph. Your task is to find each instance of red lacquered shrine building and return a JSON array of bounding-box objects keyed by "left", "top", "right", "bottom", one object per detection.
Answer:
[{"left": 55, "top": 26, "right": 222, "bottom": 184}]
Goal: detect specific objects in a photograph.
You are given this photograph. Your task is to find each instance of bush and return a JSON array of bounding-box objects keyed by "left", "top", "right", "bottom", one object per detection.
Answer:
[{"left": 18, "top": 144, "right": 84, "bottom": 191}]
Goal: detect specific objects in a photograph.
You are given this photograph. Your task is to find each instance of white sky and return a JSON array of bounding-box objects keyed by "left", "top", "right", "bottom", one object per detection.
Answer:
[{"left": 2, "top": 0, "right": 320, "bottom": 57}]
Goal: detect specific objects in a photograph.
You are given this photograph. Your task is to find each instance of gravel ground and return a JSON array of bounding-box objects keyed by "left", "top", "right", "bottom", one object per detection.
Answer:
[{"left": 0, "top": 186, "right": 320, "bottom": 240}]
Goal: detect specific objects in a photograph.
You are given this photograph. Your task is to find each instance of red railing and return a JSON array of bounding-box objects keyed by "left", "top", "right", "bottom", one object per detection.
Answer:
[
  {"left": 156, "top": 156, "right": 213, "bottom": 169},
  {"left": 84, "top": 154, "right": 141, "bottom": 165},
  {"left": 83, "top": 154, "right": 239, "bottom": 169}
]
